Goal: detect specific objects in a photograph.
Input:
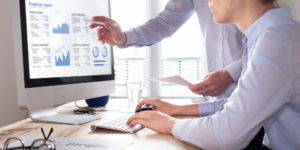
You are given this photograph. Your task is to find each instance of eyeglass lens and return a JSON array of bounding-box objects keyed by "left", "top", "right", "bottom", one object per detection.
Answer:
[
  {"left": 31, "top": 139, "right": 55, "bottom": 150},
  {"left": 3, "top": 138, "right": 25, "bottom": 150},
  {"left": 3, "top": 128, "right": 55, "bottom": 150}
]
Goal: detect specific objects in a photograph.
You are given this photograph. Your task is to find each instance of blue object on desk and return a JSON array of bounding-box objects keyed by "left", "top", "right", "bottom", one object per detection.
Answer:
[{"left": 85, "top": 96, "right": 110, "bottom": 107}]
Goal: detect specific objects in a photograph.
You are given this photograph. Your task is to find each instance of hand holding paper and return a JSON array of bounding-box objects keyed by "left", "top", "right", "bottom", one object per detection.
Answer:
[{"left": 150, "top": 75, "right": 192, "bottom": 87}]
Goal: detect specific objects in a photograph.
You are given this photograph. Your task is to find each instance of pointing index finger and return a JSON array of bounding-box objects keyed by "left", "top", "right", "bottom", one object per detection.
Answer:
[
  {"left": 92, "top": 16, "right": 115, "bottom": 22},
  {"left": 89, "top": 16, "right": 116, "bottom": 29}
]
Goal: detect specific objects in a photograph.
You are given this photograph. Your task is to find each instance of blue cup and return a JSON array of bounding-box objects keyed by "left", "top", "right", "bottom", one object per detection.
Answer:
[{"left": 85, "top": 95, "right": 110, "bottom": 107}]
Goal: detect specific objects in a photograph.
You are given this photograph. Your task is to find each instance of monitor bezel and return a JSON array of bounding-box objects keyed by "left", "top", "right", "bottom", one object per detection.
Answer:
[{"left": 19, "top": 0, "right": 115, "bottom": 88}]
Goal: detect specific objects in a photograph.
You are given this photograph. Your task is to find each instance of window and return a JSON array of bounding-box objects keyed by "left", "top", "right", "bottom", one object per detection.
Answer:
[
  {"left": 159, "top": 0, "right": 208, "bottom": 98},
  {"left": 111, "top": 0, "right": 148, "bottom": 97},
  {"left": 111, "top": 0, "right": 208, "bottom": 99}
]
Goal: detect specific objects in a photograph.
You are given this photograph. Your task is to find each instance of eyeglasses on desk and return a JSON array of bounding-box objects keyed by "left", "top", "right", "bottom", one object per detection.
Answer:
[{"left": 2, "top": 127, "right": 56, "bottom": 150}]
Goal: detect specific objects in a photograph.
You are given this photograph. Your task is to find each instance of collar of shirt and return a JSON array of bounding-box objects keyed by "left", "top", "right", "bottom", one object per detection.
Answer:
[
  {"left": 245, "top": 7, "right": 293, "bottom": 46},
  {"left": 241, "top": 37, "right": 248, "bottom": 49}
]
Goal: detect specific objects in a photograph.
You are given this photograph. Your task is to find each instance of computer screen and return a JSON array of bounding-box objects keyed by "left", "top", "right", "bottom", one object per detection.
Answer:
[
  {"left": 20, "top": 0, "right": 114, "bottom": 88},
  {"left": 12, "top": 0, "right": 115, "bottom": 123}
]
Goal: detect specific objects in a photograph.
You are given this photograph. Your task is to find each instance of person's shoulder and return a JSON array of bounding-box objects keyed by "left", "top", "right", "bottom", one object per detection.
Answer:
[
  {"left": 252, "top": 21, "right": 300, "bottom": 73},
  {"left": 262, "top": 20, "right": 300, "bottom": 43},
  {"left": 274, "top": 20, "right": 300, "bottom": 34},
  {"left": 254, "top": 21, "right": 300, "bottom": 59}
]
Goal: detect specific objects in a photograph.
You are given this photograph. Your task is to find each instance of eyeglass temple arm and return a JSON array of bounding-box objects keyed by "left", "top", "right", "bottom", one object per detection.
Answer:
[
  {"left": 41, "top": 128, "right": 47, "bottom": 140},
  {"left": 46, "top": 128, "right": 54, "bottom": 140}
]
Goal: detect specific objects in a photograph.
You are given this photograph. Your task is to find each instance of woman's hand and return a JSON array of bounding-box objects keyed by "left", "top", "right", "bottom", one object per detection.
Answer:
[
  {"left": 135, "top": 98, "right": 177, "bottom": 115},
  {"left": 89, "top": 16, "right": 127, "bottom": 46},
  {"left": 126, "top": 111, "right": 179, "bottom": 134}
]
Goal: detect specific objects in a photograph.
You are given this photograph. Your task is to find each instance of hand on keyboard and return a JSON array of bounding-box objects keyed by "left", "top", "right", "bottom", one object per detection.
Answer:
[
  {"left": 91, "top": 115, "right": 144, "bottom": 133},
  {"left": 135, "top": 98, "right": 177, "bottom": 115},
  {"left": 126, "top": 111, "right": 179, "bottom": 135}
]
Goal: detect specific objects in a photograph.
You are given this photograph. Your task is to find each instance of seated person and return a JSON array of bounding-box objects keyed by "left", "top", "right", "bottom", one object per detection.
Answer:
[{"left": 126, "top": 0, "right": 300, "bottom": 149}]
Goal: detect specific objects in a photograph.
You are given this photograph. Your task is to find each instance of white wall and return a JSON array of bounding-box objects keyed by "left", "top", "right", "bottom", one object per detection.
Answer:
[
  {"left": 0, "top": 0, "right": 27, "bottom": 127},
  {"left": 277, "top": 0, "right": 300, "bottom": 22}
]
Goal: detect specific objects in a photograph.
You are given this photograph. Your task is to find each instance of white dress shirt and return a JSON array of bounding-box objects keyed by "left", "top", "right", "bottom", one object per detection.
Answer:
[
  {"left": 172, "top": 7, "right": 300, "bottom": 150},
  {"left": 119, "top": 0, "right": 245, "bottom": 107}
]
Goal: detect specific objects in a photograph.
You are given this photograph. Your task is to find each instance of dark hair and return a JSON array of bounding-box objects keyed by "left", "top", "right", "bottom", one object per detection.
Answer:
[{"left": 261, "top": 0, "right": 275, "bottom": 4}]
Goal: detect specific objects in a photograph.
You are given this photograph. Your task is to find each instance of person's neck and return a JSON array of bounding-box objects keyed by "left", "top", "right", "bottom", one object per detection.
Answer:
[{"left": 234, "top": 3, "right": 276, "bottom": 35}]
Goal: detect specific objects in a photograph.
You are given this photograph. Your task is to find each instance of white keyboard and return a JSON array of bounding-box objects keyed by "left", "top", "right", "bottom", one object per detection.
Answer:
[{"left": 91, "top": 114, "right": 144, "bottom": 133}]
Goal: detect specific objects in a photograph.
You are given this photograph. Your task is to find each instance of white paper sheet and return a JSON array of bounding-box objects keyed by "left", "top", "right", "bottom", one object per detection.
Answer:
[
  {"left": 150, "top": 75, "right": 192, "bottom": 87},
  {"left": 0, "top": 135, "right": 133, "bottom": 150}
]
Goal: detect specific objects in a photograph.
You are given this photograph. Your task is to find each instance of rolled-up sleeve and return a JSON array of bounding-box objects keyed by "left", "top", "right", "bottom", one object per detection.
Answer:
[
  {"left": 120, "top": 28, "right": 139, "bottom": 48},
  {"left": 225, "top": 59, "right": 243, "bottom": 83},
  {"left": 198, "top": 98, "right": 228, "bottom": 116}
]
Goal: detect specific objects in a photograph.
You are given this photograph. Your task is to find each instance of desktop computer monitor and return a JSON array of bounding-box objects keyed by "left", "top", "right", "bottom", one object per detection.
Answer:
[{"left": 11, "top": 0, "right": 115, "bottom": 124}]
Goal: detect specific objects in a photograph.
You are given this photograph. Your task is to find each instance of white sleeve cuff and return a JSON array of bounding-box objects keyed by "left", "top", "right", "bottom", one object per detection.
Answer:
[
  {"left": 225, "top": 59, "right": 243, "bottom": 83},
  {"left": 117, "top": 28, "right": 138, "bottom": 48},
  {"left": 172, "top": 119, "right": 191, "bottom": 140},
  {"left": 198, "top": 102, "right": 215, "bottom": 116}
]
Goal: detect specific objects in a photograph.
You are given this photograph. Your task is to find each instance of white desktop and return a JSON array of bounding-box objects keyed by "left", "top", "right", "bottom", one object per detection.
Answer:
[{"left": 12, "top": 0, "right": 115, "bottom": 124}]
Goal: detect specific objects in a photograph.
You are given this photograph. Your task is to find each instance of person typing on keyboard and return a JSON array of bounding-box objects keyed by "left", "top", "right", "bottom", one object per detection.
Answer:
[{"left": 126, "top": 0, "right": 300, "bottom": 150}]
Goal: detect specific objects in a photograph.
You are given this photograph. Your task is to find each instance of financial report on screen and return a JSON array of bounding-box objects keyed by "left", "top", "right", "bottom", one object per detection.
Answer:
[{"left": 25, "top": 0, "right": 112, "bottom": 79}]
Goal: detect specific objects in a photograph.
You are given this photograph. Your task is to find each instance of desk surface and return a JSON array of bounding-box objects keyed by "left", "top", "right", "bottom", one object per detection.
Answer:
[{"left": 0, "top": 99, "right": 201, "bottom": 150}]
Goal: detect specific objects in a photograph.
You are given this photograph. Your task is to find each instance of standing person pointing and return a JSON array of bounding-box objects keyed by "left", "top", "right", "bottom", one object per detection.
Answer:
[{"left": 90, "top": 0, "right": 244, "bottom": 112}]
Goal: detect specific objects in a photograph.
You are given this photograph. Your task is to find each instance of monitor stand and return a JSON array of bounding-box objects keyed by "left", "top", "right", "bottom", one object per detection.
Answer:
[{"left": 29, "top": 107, "right": 101, "bottom": 125}]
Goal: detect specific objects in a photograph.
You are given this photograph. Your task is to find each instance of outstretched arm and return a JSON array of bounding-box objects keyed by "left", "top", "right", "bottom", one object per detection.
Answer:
[
  {"left": 135, "top": 97, "right": 229, "bottom": 117},
  {"left": 90, "top": 0, "right": 196, "bottom": 47},
  {"left": 134, "top": 98, "right": 199, "bottom": 116}
]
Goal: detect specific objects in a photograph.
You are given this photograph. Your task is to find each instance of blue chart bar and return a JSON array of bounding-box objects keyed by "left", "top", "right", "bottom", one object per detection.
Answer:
[
  {"left": 55, "top": 45, "right": 70, "bottom": 66},
  {"left": 94, "top": 60, "right": 105, "bottom": 66},
  {"left": 94, "top": 64, "right": 104, "bottom": 66},
  {"left": 94, "top": 60, "right": 106, "bottom": 63},
  {"left": 53, "top": 23, "right": 69, "bottom": 34}
]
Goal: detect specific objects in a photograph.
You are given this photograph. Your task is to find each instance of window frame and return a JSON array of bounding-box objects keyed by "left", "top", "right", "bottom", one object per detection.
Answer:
[{"left": 111, "top": 0, "right": 207, "bottom": 101}]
